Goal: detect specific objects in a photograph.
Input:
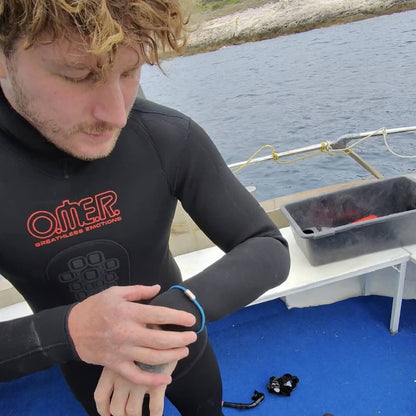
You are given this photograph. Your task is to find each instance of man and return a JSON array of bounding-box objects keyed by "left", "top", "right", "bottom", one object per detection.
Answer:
[{"left": 0, "top": 1, "right": 290, "bottom": 415}]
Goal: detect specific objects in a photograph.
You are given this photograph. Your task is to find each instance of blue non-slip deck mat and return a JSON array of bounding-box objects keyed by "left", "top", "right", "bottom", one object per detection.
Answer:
[
  {"left": 1, "top": 295, "right": 415, "bottom": 415},
  {"left": 204, "top": 296, "right": 416, "bottom": 416}
]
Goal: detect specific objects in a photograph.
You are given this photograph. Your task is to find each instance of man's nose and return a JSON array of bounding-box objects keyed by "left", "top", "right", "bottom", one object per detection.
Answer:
[{"left": 91, "top": 81, "right": 128, "bottom": 128}]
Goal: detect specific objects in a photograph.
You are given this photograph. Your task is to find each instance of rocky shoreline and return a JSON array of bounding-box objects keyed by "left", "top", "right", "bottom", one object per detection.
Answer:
[{"left": 186, "top": 0, "right": 416, "bottom": 54}]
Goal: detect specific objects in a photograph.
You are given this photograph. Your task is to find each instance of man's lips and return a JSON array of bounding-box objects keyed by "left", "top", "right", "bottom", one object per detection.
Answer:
[{"left": 82, "top": 130, "right": 115, "bottom": 142}]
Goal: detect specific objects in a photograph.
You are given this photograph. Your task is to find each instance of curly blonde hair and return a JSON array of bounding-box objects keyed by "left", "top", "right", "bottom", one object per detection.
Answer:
[{"left": 0, "top": 0, "right": 187, "bottom": 69}]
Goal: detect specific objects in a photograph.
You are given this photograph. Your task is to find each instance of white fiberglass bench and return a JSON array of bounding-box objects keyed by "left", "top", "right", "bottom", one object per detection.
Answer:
[
  {"left": 175, "top": 227, "right": 410, "bottom": 334},
  {"left": 0, "top": 228, "right": 411, "bottom": 333},
  {"left": 403, "top": 244, "right": 416, "bottom": 267}
]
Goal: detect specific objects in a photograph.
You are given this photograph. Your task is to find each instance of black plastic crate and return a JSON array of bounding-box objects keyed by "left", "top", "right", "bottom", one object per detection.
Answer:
[{"left": 280, "top": 176, "right": 416, "bottom": 266}]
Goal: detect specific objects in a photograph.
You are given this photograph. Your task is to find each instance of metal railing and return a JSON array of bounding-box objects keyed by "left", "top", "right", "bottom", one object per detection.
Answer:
[{"left": 228, "top": 126, "right": 416, "bottom": 178}]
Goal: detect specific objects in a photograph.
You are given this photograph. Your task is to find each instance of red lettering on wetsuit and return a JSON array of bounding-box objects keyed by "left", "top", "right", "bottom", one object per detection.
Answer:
[{"left": 27, "top": 190, "right": 121, "bottom": 243}]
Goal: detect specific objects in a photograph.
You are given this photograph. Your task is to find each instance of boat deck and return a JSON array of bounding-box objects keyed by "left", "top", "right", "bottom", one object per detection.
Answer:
[
  {"left": 1, "top": 295, "right": 415, "bottom": 415},
  {"left": 1, "top": 229, "right": 416, "bottom": 414}
]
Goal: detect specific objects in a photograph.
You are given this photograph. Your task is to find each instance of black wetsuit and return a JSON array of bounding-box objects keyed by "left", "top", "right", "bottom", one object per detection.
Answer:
[{"left": 0, "top": 89, "right": 290, "bottom": 415}]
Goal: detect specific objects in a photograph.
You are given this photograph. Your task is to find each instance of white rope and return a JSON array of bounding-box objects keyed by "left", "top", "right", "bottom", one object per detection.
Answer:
[
  {"left": 382, "top": 128, "right": 416, "bottom": 159},
  {"left": 327, "top": 127, "right": 416, "bottom": 159}
]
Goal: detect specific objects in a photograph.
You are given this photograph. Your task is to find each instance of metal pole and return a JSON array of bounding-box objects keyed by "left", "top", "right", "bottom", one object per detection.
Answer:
[
  {"left": 346, "top": 150, "right": 383, "bottom": 179},
  {"left": 227, "top": 126, "right": 416, "bottom": 170},
  {"left": 331, "top": 126, "right": 416, "bottom": 149},
  {"left": 228, "top": 142, "right": 328, "bottom": 170}
]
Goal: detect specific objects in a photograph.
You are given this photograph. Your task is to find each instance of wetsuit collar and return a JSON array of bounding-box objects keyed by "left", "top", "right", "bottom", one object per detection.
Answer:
[{"left": 0, "top": 87, "right": 88, "bottom": 178}]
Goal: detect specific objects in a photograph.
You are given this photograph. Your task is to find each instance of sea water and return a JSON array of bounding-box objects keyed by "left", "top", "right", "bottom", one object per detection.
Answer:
[{"left": 142, "top": 9, "right": 416, "bottom": 202}]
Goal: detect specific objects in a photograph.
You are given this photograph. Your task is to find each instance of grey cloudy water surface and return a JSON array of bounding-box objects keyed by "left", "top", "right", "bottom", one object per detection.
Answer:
[{"left": 141, "top": 10, "right": 416, "bottom": 201}]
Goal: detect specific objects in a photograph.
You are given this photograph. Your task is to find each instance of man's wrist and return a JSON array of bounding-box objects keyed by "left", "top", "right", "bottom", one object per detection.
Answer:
[{"left": 135, "top": 362, "right": 167, "bottom": 374}]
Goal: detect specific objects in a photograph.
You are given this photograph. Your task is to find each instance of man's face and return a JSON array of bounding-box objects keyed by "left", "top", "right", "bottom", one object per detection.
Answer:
[{"left": 0, "top": 36, "right": 142, "bottom": 160}]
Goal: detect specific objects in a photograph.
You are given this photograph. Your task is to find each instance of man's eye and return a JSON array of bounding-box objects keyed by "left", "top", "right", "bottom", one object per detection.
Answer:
[
  {"left": 122, "top": 68, "right": 139, "bottom": 79},
  {"left": 62, "top": 73, "right": 95, "bottom": 83}
]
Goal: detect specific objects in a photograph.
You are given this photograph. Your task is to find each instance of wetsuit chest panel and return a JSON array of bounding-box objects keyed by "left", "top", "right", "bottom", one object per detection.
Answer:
[{"left": 0, "top": 126, "right": 178, "bottom": 309}]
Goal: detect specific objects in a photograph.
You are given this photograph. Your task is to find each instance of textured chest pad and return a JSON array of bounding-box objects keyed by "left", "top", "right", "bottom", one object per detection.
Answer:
[{"left": 46, "top": 240, "right": 130, "bottom": 302}]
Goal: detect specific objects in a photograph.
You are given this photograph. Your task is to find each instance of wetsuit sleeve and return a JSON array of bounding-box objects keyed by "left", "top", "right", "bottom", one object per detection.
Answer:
[
  {"left": 150, "top": 120, "right": 290, "bottom": 328},
  {"left": 0, "top": 304, "right": 77, "bottom": 381}
]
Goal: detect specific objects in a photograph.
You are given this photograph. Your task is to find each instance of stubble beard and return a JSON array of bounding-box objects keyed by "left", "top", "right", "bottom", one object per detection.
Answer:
[{"left": 8, "top": 72, "right": 120, "bottom": 161}]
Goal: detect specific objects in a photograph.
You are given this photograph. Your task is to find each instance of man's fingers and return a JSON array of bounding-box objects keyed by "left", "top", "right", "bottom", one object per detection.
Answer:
[
  {"left": 125, "top": 391, "right": 147, "bottom": 416},
  {"left": 105, "top": 318, "right": 196, "bottom": 350},
  {"left": 109, "top": 379, "right": 131, "bottom": 416},
  {"left": 132, "top": 326, "right": 197, "bottom": 350},
  {"left": 130, "top": 344, "right": 189, "bottom": 367},
  {"left": 148, "top": 386, "right": 167, "bottom": 416},
  {"left": 120, "top": 284, "right": 161, "bottom": 302},
  {"left": 126, "top": 302, "right": 196, "bottom": 328},
  {"left": 94, "top": 368, "right": 114, "bottom": 416}
]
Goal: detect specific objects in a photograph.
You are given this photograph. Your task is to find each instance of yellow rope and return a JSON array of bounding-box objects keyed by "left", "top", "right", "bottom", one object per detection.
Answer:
[
  {"left": 232, "top": 127, "right": 416, "bottom": 174},
  {"left": 232, "top": 142, "right": 334, "bottom": 174},
  {"left": 232, "top": 145, "right": 276, "bottom": 174},
  {"left": 273, "top": 150, "right": 323, "bottom": 165}
]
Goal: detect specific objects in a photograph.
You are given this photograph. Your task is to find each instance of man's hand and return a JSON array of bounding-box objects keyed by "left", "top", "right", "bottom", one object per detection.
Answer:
[
  {"left": 94, "top": 362, "right": 177, "bottom": 416},
  {"left": 67, "top": 285, "right": 196, "bottom": 385}
]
